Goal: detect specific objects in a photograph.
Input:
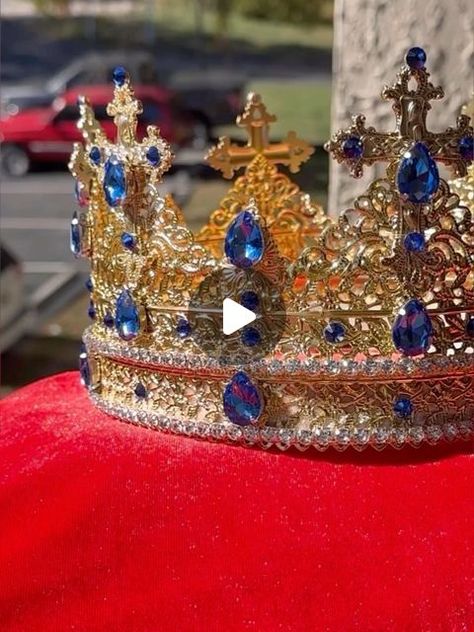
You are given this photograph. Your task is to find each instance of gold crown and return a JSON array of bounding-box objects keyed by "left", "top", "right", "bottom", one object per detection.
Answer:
[{"left": 71, "top": 49, "right": 474, "bottom": 451}]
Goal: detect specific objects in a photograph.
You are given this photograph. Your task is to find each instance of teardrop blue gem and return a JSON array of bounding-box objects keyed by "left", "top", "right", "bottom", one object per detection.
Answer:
[
  {"left": 115, "top": 288, "right": 140, "bottom": 340},
  {"left": 103, "top": 156, "right": 127, "bottom": 207},
  {"left": 392, "top": 299, "right": 433, "bottom": 356},
  {"left": 70, "top": 210, "right": 81, "bottom": 257},
  {"left": 223, "top": 371, "right": 263, "bottom": 426},
  {"left": 396, "top": 142, "right": 439, "bottom": 203},
  {"left": 224, "top": 210, "right": 264, "bottom": 268}
]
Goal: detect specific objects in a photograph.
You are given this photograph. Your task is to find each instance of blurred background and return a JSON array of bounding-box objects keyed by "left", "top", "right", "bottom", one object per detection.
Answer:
[{"left": 0, "top": 0, "right": 333, "bottom": 393}]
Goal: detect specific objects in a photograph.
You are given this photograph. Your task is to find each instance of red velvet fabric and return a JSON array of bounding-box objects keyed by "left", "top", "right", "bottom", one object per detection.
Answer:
[{"left": 0, "top": 372, "right": 473, "bottom": 631}]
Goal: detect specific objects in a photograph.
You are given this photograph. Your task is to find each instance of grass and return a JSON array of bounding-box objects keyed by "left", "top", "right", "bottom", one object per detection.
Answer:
[{"left": 217, "top": 79, "right": 331, "bottom": 145}]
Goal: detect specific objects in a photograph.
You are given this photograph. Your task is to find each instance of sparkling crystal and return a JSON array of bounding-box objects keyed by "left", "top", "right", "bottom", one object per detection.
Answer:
[
  {"left": 121, "top": 232, "right": 136, "bottom": 250},
  {"left": 134, "top": 382, "right": 147, "bottom": 399},
  {"left": 397, "top": 142, "right": 439, "bottom": 203},
  {"left": 112, "top": 66, "right": 128, "bottom": 87},
  {"left": 224, "top": 209, "right": 264, "bottom": 268},
  {"left": 74, "top": 180, "right": 89, "bottom": 207},
  {"left": 115, "top": 288, "right": 140, "bottom": 340},
  {"left": 89, "top": 146, "right": 101, "bottom": 165},
  {"left": 406, "top": 46, "right": 426, "bottom": 69},
  {"left": 103, "top": 312, "right": 114, "bottom": 328},
  {"left": 103, "top": 155, "right": 127, "bottom": 207},
  {"left": 176, "top": 317, "right": 192, "bottom": 338},
  {"left": 393, "top": 396, "right": 413, "bottom": 418},
  {"left": 223, "top": 371, "right": 263, "bottom": 426},
  {"left": 324, "top": 321, "right": 346, "bottom": 343},
  {"left": 342, "top": 136, "right": 363, "bottom": 159},
  {"left": 69, "top": 211, "right": 81, "bottom": 257},
  {"left": 240, "top": 290, "right": 259, "bottom": 311},
  {"left": 241, "top": 326, "right": 261, "bottom": 347},
  {"left": 467, "top": 317, "right": 474, "bottom": 337},
  {"left": 458, "top": 135, "right": 473, "bottom": 161},
  {"left": 403, "top": 231, "right": 425, "bottom": 252},
  {"left": 79, "top": 344, "right": 91, "bottom": 387},
  {"left": 392, "top": 299, "right": 432, "bottom": 356},
  {"left": 146, "top": 146, "right": 161, "bottom": 166}
]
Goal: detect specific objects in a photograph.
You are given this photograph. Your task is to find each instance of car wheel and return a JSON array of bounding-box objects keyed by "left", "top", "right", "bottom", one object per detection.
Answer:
[{"left": 1, "top": 144, "right": 31, "bottom": 177}]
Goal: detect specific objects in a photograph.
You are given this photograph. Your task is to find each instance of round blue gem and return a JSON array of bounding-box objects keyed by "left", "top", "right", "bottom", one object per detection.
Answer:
[
  {"left": 467, "top": 317, "right": 474, "bottom": 337},
  {"left": 89, "top": 146, "right": 101, "bottom": 165},
  {"left": 393, "top": 396, "right": 413, "bottom": 418},
  {"left": 224, "top": 209, "right": 265, "bottom": 269},
  {"left": 324, "top": 321, "right": 346, "bottom": 344},
  {"left": 103, "top": 312, "right": 114, "bottom": 328},
  {"left": 134, "top": 382, "right": 147, "bottom": 399},
  {"left": 176, "top": 317, "right": 192, "bottom": 338},
  {"left": 79, "top": 344, "right": 91, "bottom": 387},
  {"left": 146, "top": 146, "right": 161, "bottom": 166},
  {"left": 459, "top": 135, "right": 473, "bottom": 162},
  {"left": 397, "top": 142, "right": 439, "bottom": 203},
  {"left": 104, "top": 156, "right": 127, "bottom": 207},
  {"left": 69, "top": 210, "right": 81, "bottom": 257},
  {"left": 223, "top": 371, "right": 263, "bottom": 426},
  {"left": 115, "top": 288, "right": 140, "bottom": 340},
  {"left": 121, "top": 232, "right": 136, "bottom": 250},
  {"left": 342, "top": 136, "right": 364, "bottom": 159},
  {"left": 392, "top": 299, "right": 433, "bottom": 356},
  {"left": 112, "top": 66, "right": 128, "bottom": 87},
  {"left": 406, "top": 47, "right": 426, "bottom": 69},
  {"left": 85, "top": 276, "right": 93, "bottom": 292},
  {"left": 240, "top": 290, "right": 259, "bottom": 311},
  {"left": 88, "top": 300, "right": 96, "bottom": 320},
  {"left": 241, "top": 326, "right": 261, "bottom": 347},
  {"left": 403, "top": 231, "right": 425, "bottom": 252}
]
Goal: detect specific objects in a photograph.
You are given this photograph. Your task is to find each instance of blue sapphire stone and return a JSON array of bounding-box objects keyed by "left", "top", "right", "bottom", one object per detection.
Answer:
[
  {"left": 79, "top": 344, "right": 91, "bottom": 387},
  {"left": 88, "top": 300, "right": 96, "bottom": 320},
  {"left": 241, "top": 326, "right": 261, "bottom": 347},
  {"left": 240, "top": 290, "right": 259, "bottom": 311},
  {"left": 223, "top": 371, "right": 263, "bottom": 426},
  {"left": 121, "top": 232, "right": 136, "bottom": 250},
  {"left": 224, "top": 209, "right": 264, "bottom": 268},
  {"left": 115, "top": 288, "right": 140, "bottom": 341},
  {"left": 467, "top": 317, "right": 474, "bottom": 337},
  {"left": 406, "top": 47, "right": 426, "bottom": 69},
  {"left": 342, "top": 136, "right": 364, "bottom": 159},
  {"left": 89, "top": 146, "right": 101, "bottom": 165},
  {"left": 397, "top": 142, "right": 439, "bottom": 203},
  {"left": 393, "top": 396, "right": 413, "bottom": 418},
  {"left": 403, "top": 231, "right": 425, "bottom": 252},
  {"left": 104, "top": 156, "right": 127, "bottom": 207},
  {"left": 85, "top": 276, "right": 93, "bottom": 292},
  {"left": 146, "top": 146, "right": 161, "bottom": 166},
  {"left": 112, "top": 66, "right": 128, "bottom": 87},
  {"left": 70, "top": 211, "right": 81, "bottom": 257},
  {"left": 392, "top": 298, "right": 433, "bottom": 356},
  {"left": 134, "top": 382, "right": 147, "bottom": 399},
  {"left": 103, "top": 312, "right": 114, "bottom": 328},
  {"left": 324, "top": 321, "right": 346, "bottom": 344},
  {"left": 176, "top": 317, "right": 192, "bottom": 338},
  {"left": 459, "top": 135, "right": 473, "bottom": 161}
]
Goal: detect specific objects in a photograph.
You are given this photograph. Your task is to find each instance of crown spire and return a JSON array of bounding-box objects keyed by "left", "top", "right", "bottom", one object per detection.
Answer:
[{"left": 207, "top": 93, "right": 314, "bottom": 178}]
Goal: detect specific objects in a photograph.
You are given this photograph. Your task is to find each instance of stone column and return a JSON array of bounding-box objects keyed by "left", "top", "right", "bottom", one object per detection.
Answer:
[{"left": 328, "top": 0, "right": 474, "bottom": 215}]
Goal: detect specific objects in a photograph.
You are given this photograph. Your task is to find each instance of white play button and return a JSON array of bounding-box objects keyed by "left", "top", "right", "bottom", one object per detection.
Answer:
[{"left": 222, "top": 297, "right": 257, "bottom": 335}]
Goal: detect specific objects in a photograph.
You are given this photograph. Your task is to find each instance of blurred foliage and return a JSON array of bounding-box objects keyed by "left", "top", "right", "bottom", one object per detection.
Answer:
[
  {"left": 30, "top": 0, "right": 71, "bottom": 14},
  {"left": 235, "top": 0, "right": 332, "bottom": 25}
]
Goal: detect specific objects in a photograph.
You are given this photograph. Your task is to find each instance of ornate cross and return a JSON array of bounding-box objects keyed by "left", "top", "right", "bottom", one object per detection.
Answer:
[
  {"left": 325, "top": 48, "right": 472, "bottom": 179},
  {"left": 207, "top": 92, "right": 314, "bottom": 179}
]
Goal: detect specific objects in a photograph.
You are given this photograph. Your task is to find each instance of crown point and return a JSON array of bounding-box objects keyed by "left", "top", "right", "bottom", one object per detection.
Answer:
[
  {"left": 406, "top": 47, "right": 427, "bottom": 69},
  {"left": 112, "top": 66, "right": 129, "bottom": 87},
  {"left": 223, "top": 372, "right": 263, "bottom": 426}
]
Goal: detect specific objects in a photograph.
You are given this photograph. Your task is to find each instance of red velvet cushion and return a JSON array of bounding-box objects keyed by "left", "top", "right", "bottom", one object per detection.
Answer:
[{"left": 0, "top": 372, "right": 473, "bottom": 631}]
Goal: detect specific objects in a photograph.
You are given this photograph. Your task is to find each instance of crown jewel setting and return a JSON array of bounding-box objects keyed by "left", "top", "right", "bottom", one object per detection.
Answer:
[{"left": 70, "top": 48, "right": 474, "bottom": 451}]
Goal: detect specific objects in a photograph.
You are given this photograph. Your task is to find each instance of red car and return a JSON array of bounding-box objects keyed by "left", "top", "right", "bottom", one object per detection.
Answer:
[{"left": 0, "top": 85, "right": 195, "bottom": 176}]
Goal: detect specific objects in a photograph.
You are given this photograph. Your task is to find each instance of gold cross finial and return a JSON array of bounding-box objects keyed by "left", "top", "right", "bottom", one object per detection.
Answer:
[{"left": 207, "top": 92, "right": 314, "bottom": 178}]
